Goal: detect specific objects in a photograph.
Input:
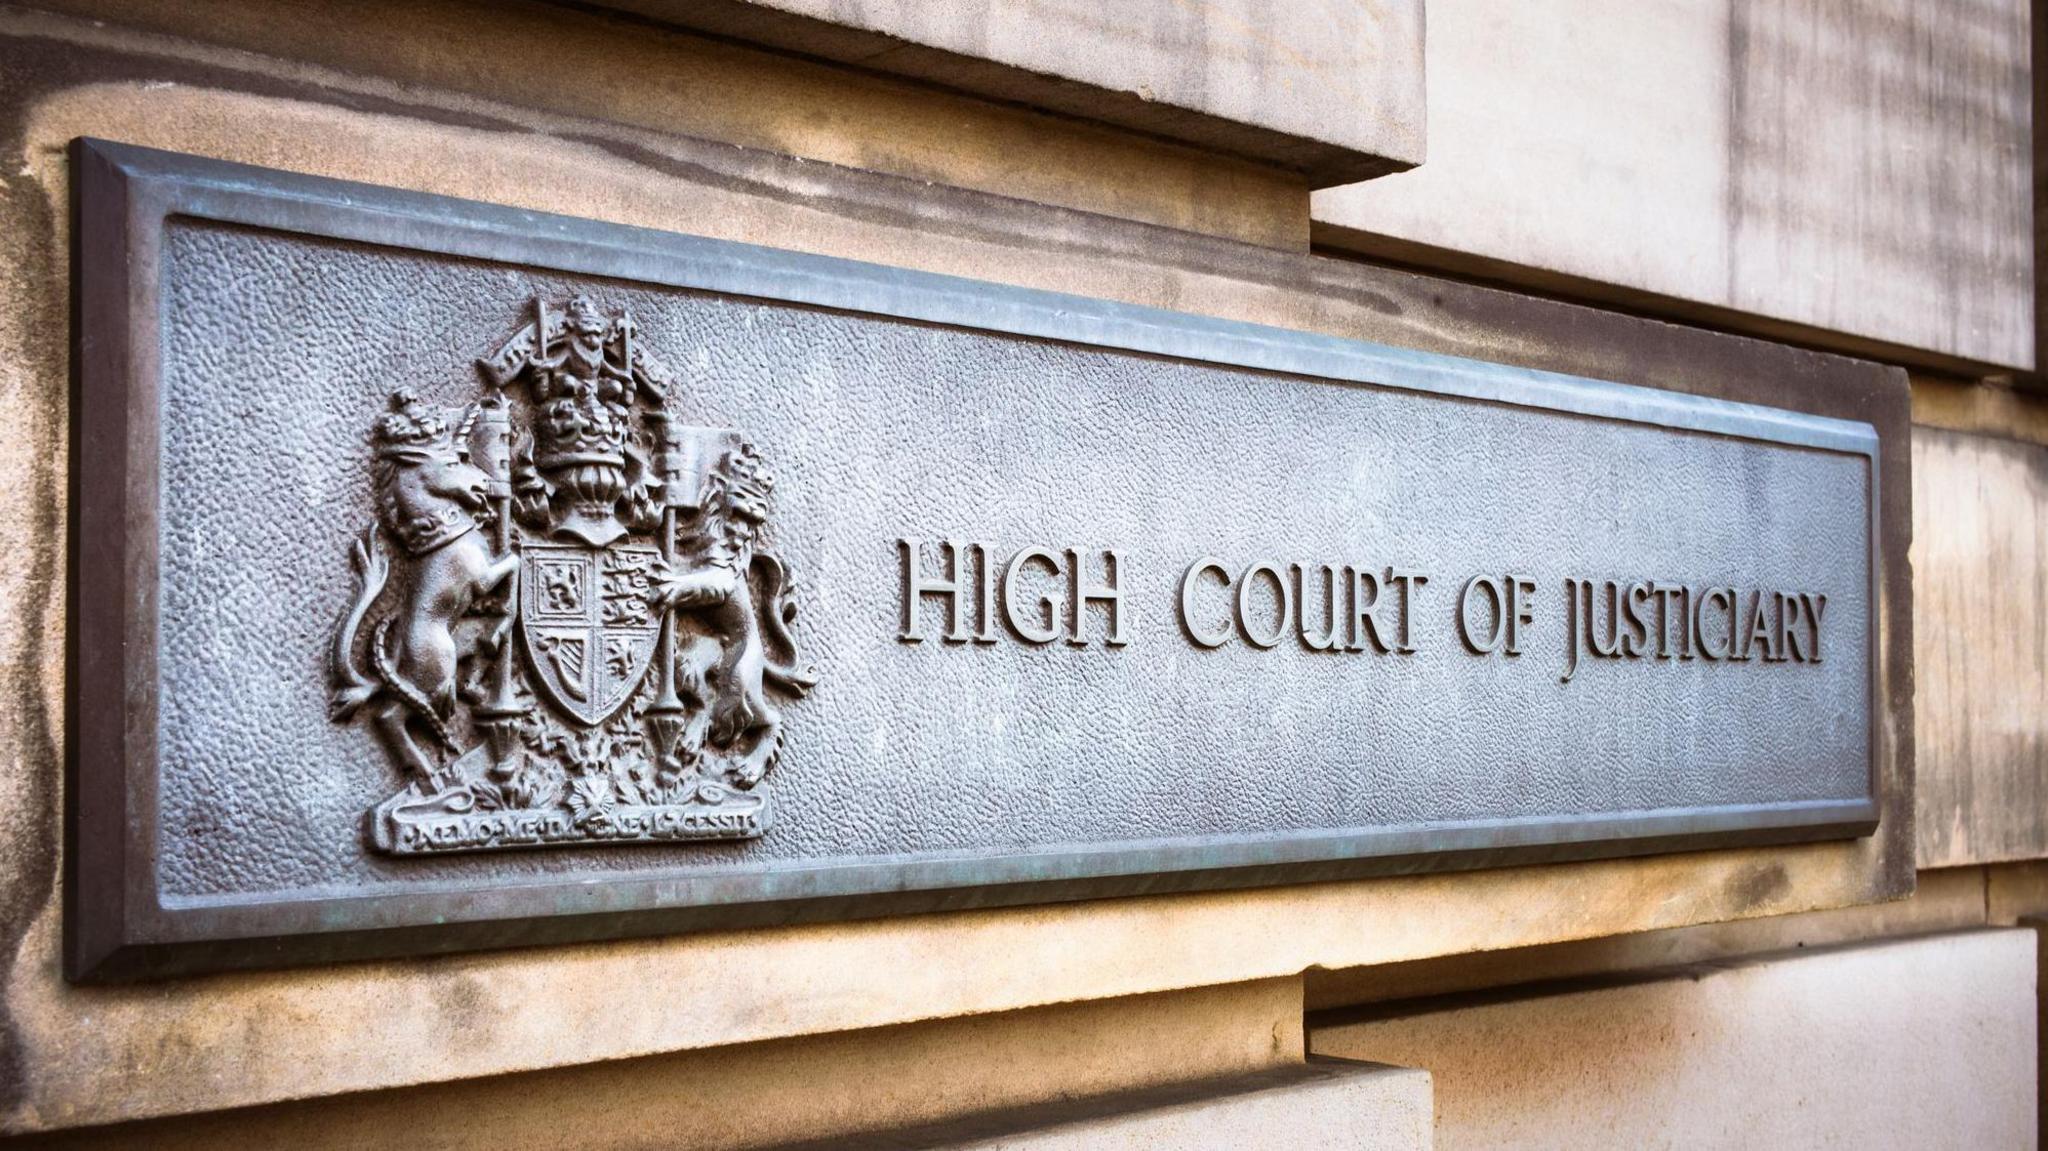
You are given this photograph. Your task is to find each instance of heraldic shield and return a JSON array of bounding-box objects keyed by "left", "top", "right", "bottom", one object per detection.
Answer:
[
  {"left": 519, "top": 542, "right": 662, "bottom": 726},
  {"left": 328, "top": 293, "right": 818, "bottom": 857}
]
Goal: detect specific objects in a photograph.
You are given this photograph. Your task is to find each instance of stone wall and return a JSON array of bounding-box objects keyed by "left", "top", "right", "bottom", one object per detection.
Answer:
[
  {"left": 0, "top": 0, "right": 2031, "bottom": 1145},
  {"left": 1313, "top": 929, "right": 2038, "bottom": 1149},
  {"left": 1314, "top": 0, "right": 2035, "bottom": 373}
]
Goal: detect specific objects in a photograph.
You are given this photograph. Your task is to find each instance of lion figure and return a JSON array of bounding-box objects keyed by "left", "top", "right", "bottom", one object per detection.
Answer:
[{"left": 648, "top": 442, "right": 817, "bottom": 788}]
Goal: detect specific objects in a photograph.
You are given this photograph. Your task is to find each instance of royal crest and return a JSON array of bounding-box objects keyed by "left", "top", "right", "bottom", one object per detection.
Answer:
[
  {"left": 519, "top": 542, "right": 663, "bottom": 726},
  {"left": 329, "top": 295, "right": 818, "bottom": 855}
]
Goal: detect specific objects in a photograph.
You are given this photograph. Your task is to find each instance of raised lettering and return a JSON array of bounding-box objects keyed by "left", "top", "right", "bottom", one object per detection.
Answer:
[
  {"left": 1387, "top": 568, "right": 1428, "bottom": 654},
  {"left": 1458, "top": 575, "right": 1506, "bottom": 655},
  {"left": 973, "top": 542, "right": 1000, "bottom": 644},
  {"left": 1803, "top": 592, "right": 1827, "bottom": 663},
  {"left": 1695, "top": 586, "right": 1729, "bottom": 661},
  {"left": 1585, "top": 580, "right": 1622, "bottom": 658},
  {"left": 898, "top": 537, "right": 970, "bottom": 643},
  {"left": 1771, "top": 591, "right": 1790, "bottom": 663},
  {"left": 1783, "top": 593, "right": 1809, "bottom": 662},
  {"left": 1621, "top": 580, "right": 1652, "bottom": 658},
  {"left": 1725, "top": 586, "right": 1747, "bottom": 662},
  {"left": 1349, "top": 566, "right": 1393, "bottom": 654},
  {"left": 1740, "top": 588, "right": 1772, "bottom": 662},
  {"left": 1295, "top": 563, "right": 1345, "bottom": 652},
  {"left": 1066, "top": 547, "right": 1130, "bottom": 647},
  {"left": 1649, "top": 583, "right": 1675, "bottom": 659},
  {"left": 1504, "top": 574, "right": 1535, "bottom": 656},
  {"left": 1002, "top": 546, "right": 1063, "bottom": 644},
  {"left": 1561, "top": 577, "right": 1581, "bottom": 683},
  {"left": 1236, "top": 561, "right": 1291, "bottom": 650},
  {"left": 1179, "top": 558, "right": 1232, "bottom": 649}
]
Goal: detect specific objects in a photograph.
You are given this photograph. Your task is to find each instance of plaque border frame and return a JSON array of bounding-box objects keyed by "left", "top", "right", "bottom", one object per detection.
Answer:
[{"left": 66, "top": 139, "right": 1883, "bottom": 981}]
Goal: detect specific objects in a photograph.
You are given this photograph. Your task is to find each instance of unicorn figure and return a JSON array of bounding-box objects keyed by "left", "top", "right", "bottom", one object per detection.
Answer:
[{"left": 331, "top": 389, "right": 519, "bottom": 783}]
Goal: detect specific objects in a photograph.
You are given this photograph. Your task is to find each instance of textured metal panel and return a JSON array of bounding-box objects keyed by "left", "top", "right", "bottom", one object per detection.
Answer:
[{"left": 68, "top": 141, "right": 1881, "bottom": 980}]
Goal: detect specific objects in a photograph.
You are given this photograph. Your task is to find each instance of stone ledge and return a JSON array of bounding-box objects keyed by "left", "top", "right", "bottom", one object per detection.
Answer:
[
  {"left": 576, "top": 0, "right": 1425, "bottom": 186},
  {"left": 1312, "top": 930, "right": 2037, "bottom": 1149},
  {"left": 771, "top": 1058, "right": 1433, "bottom": 1150}
]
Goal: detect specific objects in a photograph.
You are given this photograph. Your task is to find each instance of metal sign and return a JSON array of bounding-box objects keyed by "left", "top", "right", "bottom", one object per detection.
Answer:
[{"left": 67, "top": 140, "right": 1880, "bottom": 981}]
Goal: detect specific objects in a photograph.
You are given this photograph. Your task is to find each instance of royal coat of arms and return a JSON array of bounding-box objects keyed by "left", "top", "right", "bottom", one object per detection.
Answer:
[{"left": 328, "top": 295, "right": 817, "bottom": 855}]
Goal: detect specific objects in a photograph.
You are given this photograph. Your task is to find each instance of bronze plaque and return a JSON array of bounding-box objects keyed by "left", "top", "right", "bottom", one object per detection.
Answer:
[{"left": 68, "top": 141, "right": 1880, "bottom": 980}]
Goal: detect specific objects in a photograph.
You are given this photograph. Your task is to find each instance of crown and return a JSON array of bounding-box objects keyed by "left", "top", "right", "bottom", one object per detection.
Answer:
[
  {"left": 373, "top": 389, "right": 450, "bottom": 458},
  {"left": 720, "top": 441, "right": 774, "bottom": 496},
  {"left": 702, "top": 439, "right": 776, "bottom": 525},
  {"left": 563, "top": 293, "right": 609, "bottom": 335},
  {"left": 532, "top": 377, "right": 630, "bottom": 471}
]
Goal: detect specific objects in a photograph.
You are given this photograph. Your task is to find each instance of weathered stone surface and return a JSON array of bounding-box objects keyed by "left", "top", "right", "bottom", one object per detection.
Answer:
[
  {"left": 0, "top": 5, "right": 1913, "bottom": 1133},
  {"left": 7, "top": 979, "right": 1306, "bottom": 1150},
  {"left": 1990, "top": 860, "right": 2048, "bottom": 923},
  {"left": 22, "top": 0, "right": 1313, "bottom": 249},
  {"left": 1912, "top": 378, "right": 2048, "bottom": 445},
  {"left": 1313, "top": 0, "right": 2034, "bottom": 372},
  {"left": 582, "top": 0, "right": 1426, "bottom": 186},
  {"left": 2024, "top": 915, "right": 2048, "bottom": 1147},
  {"left": 1309, "top": 862, "right": 1992, "bottom": 1012},
  {"left": 1312, "top": 930, "right": 2039, "bottom": 1150},
  {"left": 798, "top": 1059, "right": 1432, "bottom": 1150},
  {"left": 1912, "top": 425, "right": 2048, "bottom": 867}
]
